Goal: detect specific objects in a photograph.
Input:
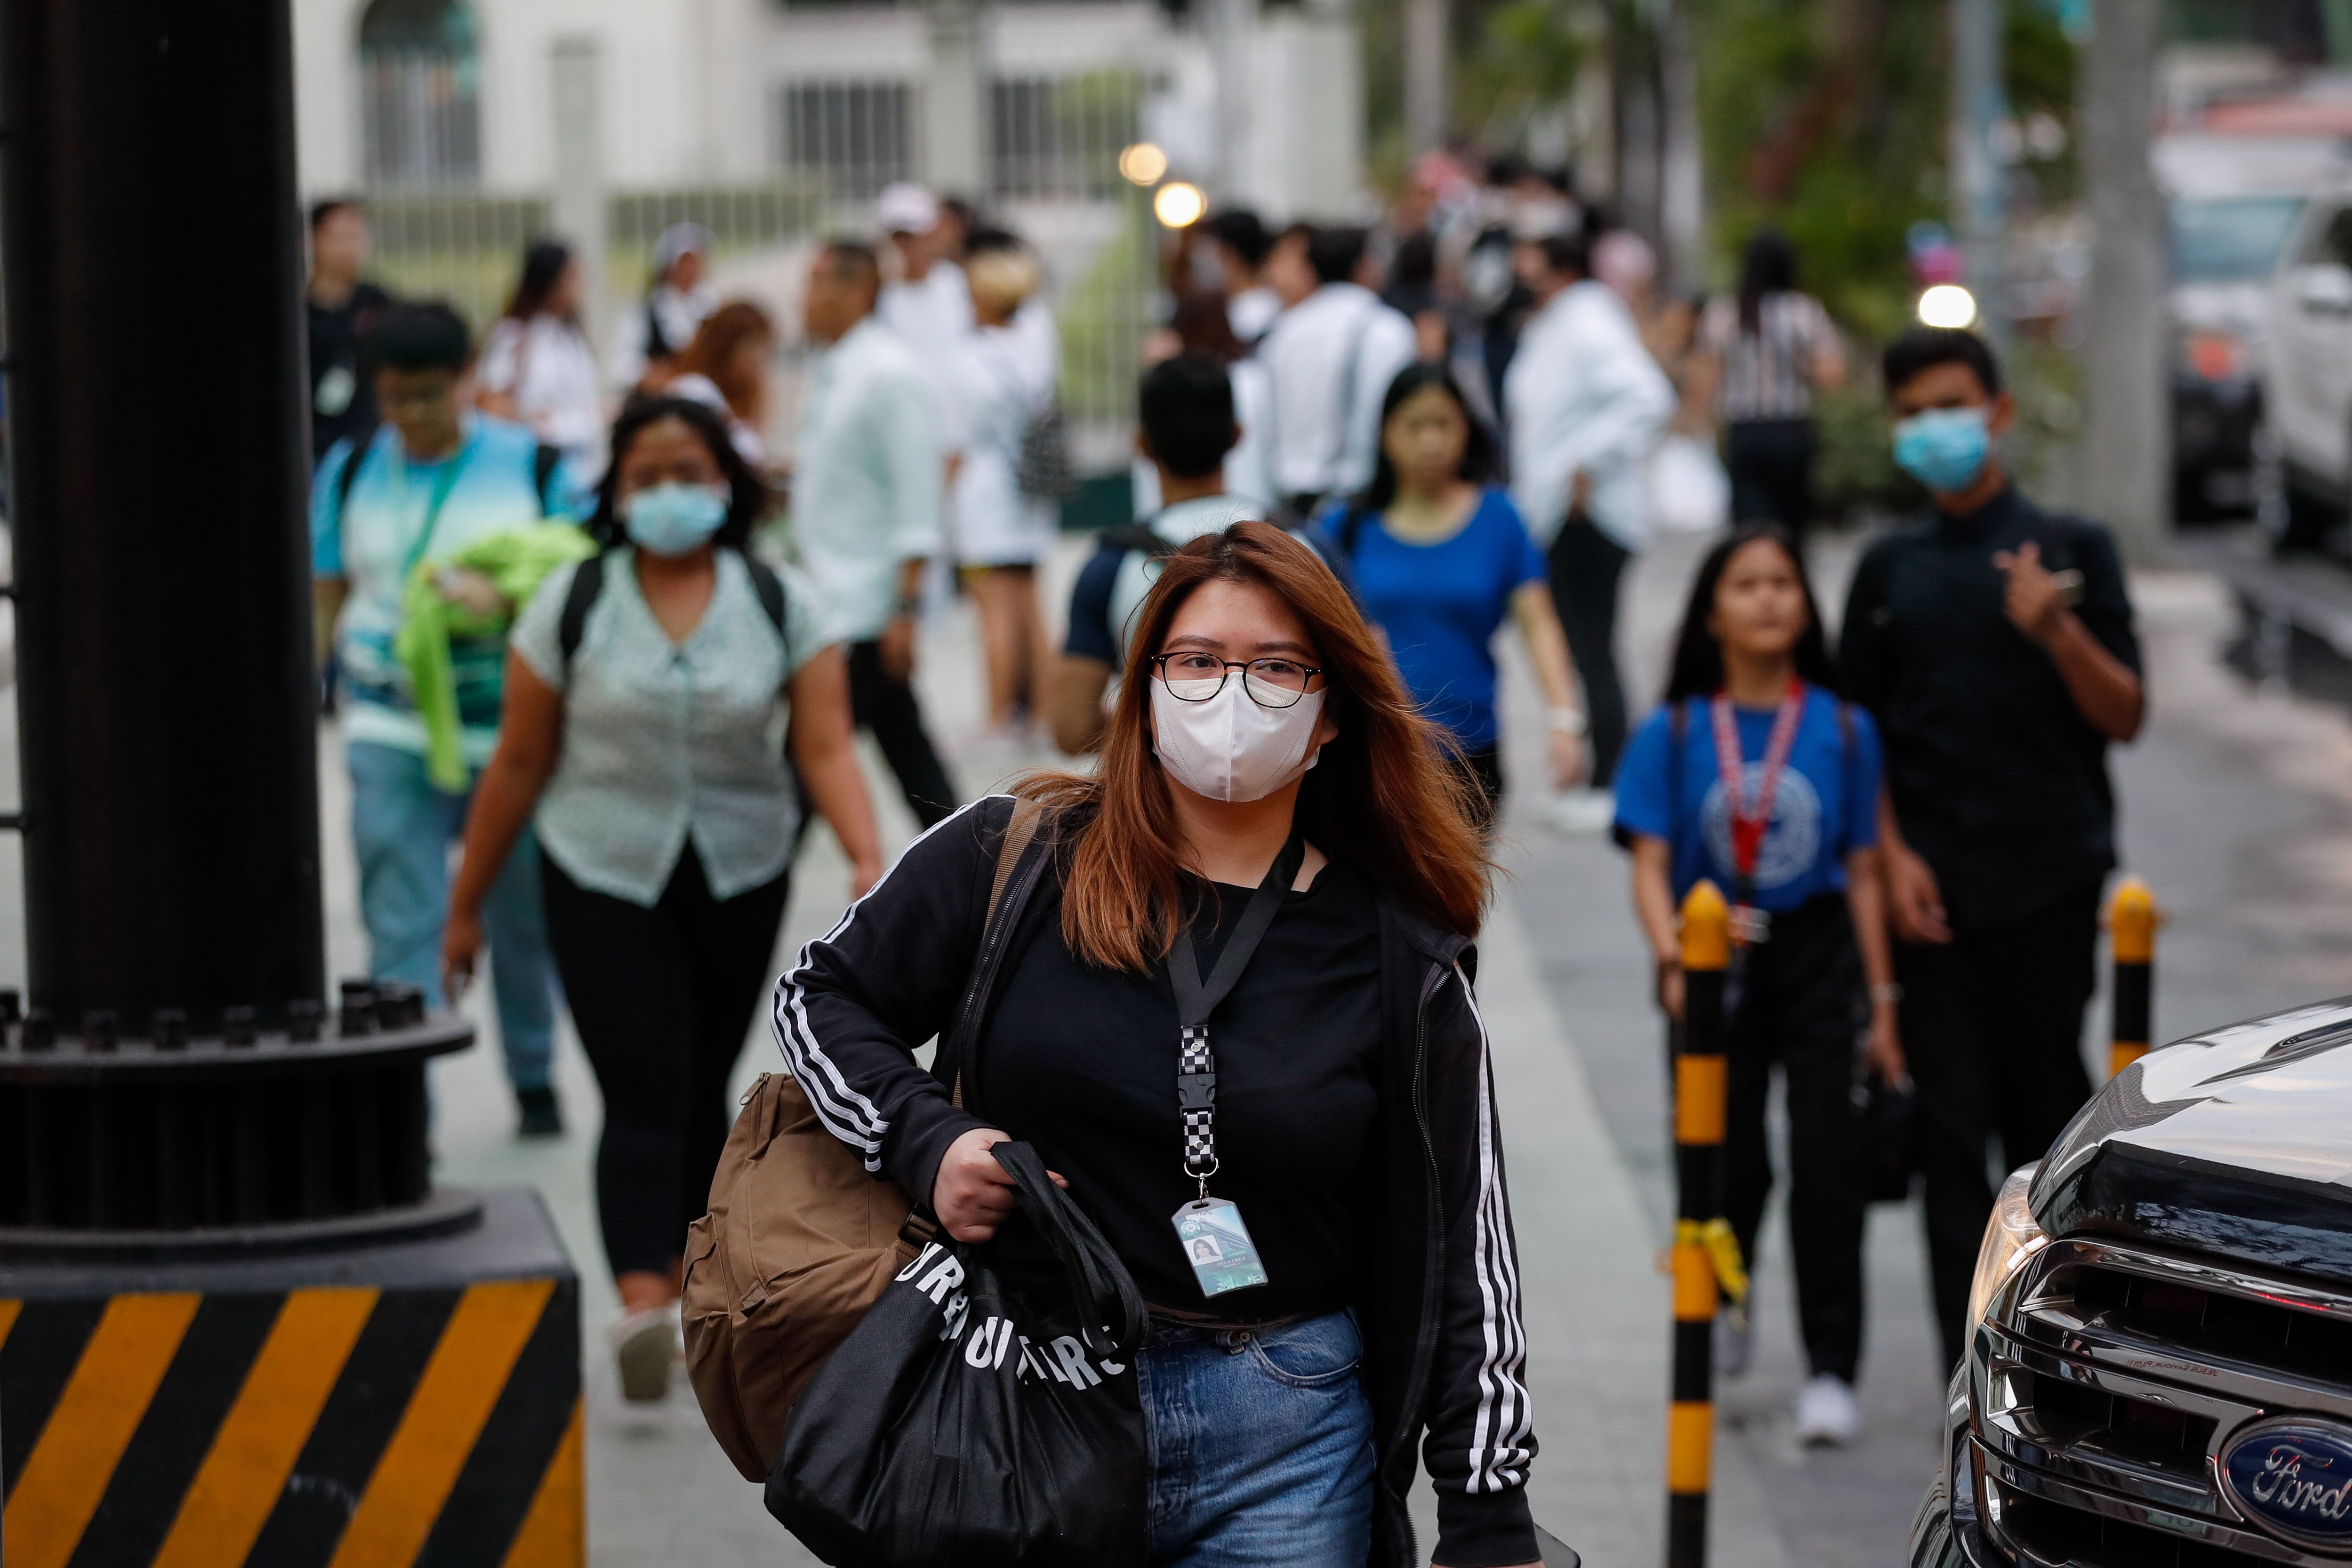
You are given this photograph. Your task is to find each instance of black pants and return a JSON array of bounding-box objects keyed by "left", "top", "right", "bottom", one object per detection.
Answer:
[
  {"left": 540, "top": 849, "right": 792, "bottom": 1278},
  {"left": 1725, "top": 418, "right": 1819, "bottom": 547},
  {"left": 1546, "top": 515, "right": 1631, "bottom": 786},
  {"left": 848, "top": 638, "right": 957, "bottom": 829},
  {"left": 1899, "top": 881, "right": 2102, "bottom": 1372},
  {"left": 1446, "top": 744, "right": 1505, "bottom": 835},
  {"left": 1721, "top": 896, "right": 1866, "bottom": 1383}
]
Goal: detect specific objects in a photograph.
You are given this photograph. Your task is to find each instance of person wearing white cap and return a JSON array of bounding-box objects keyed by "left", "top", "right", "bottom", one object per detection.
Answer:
[
  {"left": 608, "top": 221, "right": 719, "bottom": 396},
  {"left": 874, "top": 183, "right": 974, "bottom": 360}
]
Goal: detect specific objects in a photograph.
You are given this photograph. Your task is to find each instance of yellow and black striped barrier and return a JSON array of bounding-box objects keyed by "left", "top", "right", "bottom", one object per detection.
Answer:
[
  {"left": 0, "top": 1271, "right": 579, "bottom": 1568},
  {"left": 2107, "top": 877, "right": 2159, "bottom": 1078},
  {"left": 1666, "top": 881, "right": 1740, "bottom": 1568}
]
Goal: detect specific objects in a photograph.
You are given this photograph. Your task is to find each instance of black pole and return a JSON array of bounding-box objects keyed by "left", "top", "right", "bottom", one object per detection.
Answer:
[{"left": 2, "top": 0, "right": 325, "bottom": 1033}]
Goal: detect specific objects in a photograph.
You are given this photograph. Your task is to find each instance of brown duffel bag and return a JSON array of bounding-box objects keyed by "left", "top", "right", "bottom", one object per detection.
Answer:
[
  {"left": 682, "top": 1071, "right": 932, "bottom": 1480},
  {"left": 682, "top": 798, "right": 1049, "bottom": 1482}
]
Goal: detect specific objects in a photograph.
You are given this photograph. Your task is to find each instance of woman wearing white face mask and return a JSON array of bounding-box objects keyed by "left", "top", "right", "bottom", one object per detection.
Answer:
[
  {"left": 776, "top": 523, "right": 1547, "bottom": 1568},
  {"left": 443, "top": 397, "right": 883, "bottom": 1401}
]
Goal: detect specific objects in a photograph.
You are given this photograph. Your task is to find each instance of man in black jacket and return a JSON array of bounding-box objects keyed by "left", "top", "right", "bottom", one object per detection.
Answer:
[{"left": 1840, "top": 328, "right": 2144, "bottom": 1374}]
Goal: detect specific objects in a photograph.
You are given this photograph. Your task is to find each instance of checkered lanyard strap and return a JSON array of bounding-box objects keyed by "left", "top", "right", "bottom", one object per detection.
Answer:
[{"left": 1168, "top": 832, "right": 1306, "bottom": 1200}]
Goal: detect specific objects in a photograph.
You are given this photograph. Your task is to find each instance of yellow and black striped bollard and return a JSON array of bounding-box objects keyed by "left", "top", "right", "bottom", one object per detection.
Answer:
[
  {"left": 1666, "top": 881, "right": 1736, "bottom": 1568},
  {"left": 2107, "top": 876, "right": 2159, "bottom": 1077}
]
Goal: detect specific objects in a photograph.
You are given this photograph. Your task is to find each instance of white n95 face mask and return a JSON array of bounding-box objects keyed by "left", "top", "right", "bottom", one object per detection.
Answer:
[{"left": 1150, "top": 675, "right": 1326, "bottom": 803}]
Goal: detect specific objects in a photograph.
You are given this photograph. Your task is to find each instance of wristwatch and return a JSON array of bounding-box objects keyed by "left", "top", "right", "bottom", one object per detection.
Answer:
[{"left": 1549, "top": 707, "right": 1588, "bottom": 737}]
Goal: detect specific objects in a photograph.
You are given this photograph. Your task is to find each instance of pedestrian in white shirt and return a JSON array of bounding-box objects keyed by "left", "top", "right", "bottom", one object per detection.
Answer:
[
  {"left": 875, "top": 184, "right": 974, "bottom": 359},
  {"left": 791, "top": 240, "right": 959, "bottom": 827},
  {"left": 478, "top": 240, "right": 605, "bottom": 474},
  {"left": 950, "top": 242, "right": 1060, "bottom": 732},
  {"left": 1504, "top": 229, "right": 1675, "bottom": 831},
  {"left": 1205, "top": 208, "right": 1281, "bottom": 346},
  {"left": 1258, "top": 226, "right": 1417, "bottom": 519},
  {"left": 608, "top": 222, "right": 719, "bottom": 397}
]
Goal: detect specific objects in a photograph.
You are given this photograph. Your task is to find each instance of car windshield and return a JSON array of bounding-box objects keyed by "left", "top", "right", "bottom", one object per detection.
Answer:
[{"left": 2170, "top": 195, "right": 2306, "bottom": 283}]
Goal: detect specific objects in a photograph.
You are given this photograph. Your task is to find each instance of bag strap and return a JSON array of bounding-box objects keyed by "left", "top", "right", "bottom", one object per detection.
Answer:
[
  {"left": 947, "top": 797, "right": 1052, "bottom": 1110},
  {"left": 532, "top": 442, "right": 565, "bottom": 515},
  {"left": 331, "top": 426, "right": 380, "bottom": 536},
  {"left": 1098, "top": 523, "right": 1178, "bottom": 559},
  {"left": 987, "top": 1139, "right": 1146, "bottom": 1359},
  {"left": 744, "top": 554, "right": 789, "bottom": 644},
  {"left": 557, "top": 552, "right": 609, "bottom": 680}
]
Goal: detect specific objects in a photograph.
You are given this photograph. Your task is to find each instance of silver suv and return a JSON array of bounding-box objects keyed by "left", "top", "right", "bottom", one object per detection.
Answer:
[{"left": 1908, "top": 999, "right": 2352, "bottom": 1568}]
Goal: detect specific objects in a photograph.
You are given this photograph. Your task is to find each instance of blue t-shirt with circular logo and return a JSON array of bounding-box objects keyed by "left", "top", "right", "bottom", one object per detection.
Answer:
[{"left": 1611, "top": 684, "right": 1882, "bottom": 911}]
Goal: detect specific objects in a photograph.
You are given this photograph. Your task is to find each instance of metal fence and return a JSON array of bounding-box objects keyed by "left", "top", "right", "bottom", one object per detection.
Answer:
[
  {"left": 361, "top": 53, "right": 481, "bottom": 191},
  {"left": 774, "top": 80, "right": 916, "bottom": 199}
]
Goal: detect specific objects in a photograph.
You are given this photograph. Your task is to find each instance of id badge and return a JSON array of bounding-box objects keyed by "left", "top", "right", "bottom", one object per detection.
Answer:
[{"left": 1172, "top": 1198, "right": 1269, "bottom": 1297}]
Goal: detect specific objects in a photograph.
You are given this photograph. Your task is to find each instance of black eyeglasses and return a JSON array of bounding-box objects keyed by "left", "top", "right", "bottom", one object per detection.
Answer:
[{"left": 1149, "top": 652, "right": 1324, "bottom": 710}]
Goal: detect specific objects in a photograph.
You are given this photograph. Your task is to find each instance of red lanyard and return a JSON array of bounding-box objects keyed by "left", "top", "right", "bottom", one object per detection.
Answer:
[{"left": 1708, "top": 679, "right": 1806, "bottom": 888}]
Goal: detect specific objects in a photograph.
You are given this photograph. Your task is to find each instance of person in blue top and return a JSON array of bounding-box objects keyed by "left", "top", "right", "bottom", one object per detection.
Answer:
[
  {"left": 1611, "top": 524, "right": 1902, "bottom": 1448},
  {"left": 1327, "top": 364, "right": 1585, "bottom": 826},
  {"left": 313, "top": 301, "right": 582, "bottom": 1137}
]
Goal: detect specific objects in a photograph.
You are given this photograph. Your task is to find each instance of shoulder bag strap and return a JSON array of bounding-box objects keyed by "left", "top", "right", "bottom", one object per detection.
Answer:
[
  {"left": 947, "top": 798, "right": 1052, "bottom": 1110},
  {"left": 557, "top": 552, "right": 610, "bottom": 680}
]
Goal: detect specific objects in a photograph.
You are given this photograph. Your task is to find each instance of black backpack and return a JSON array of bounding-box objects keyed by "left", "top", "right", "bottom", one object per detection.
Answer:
[{"left": 555, "top": 547, "right": 788, "bottom": 678}]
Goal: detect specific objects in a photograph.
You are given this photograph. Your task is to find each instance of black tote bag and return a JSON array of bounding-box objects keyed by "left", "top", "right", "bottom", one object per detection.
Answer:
[{"left": 767, "top": 1141, "right": 1149, "bottom": 1568}]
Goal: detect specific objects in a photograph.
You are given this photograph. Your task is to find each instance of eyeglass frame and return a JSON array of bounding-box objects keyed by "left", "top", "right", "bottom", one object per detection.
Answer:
[{"left": 1147, "top": 652, "right": 1326, "bottom": 710}]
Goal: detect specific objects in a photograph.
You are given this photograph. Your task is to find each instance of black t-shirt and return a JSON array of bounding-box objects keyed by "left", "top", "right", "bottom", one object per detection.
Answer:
[
  {"left": 1838, "top": 484, "right": 2141, "bottom": 927},
  {"left": 307, "top": 281, "right": 391, "bottom": 460},
  {"left": 970, "top": 859, "right": 1383, "bottom": 1318}
]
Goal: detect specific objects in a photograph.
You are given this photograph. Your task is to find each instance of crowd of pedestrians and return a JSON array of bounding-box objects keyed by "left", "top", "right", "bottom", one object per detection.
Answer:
[{"left": 301, "top": 153, "right": 2145, "bottom": 1552}]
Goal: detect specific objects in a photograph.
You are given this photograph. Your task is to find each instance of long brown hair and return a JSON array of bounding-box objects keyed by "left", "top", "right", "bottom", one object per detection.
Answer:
[
  {"left": 676, "top": 300, "right": 775, "bottom": 422},
  {"left": 1021, "top": 522, "right": 1490, "bottom": 971}
]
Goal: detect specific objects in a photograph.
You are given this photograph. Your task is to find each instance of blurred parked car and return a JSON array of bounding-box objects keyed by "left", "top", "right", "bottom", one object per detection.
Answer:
[
  {"left": 2158, "top": 132, "right": 2345, "bottom": 523},
  {"left": 1908, "top": 998, "right": 2352, "bottom": 1568}
]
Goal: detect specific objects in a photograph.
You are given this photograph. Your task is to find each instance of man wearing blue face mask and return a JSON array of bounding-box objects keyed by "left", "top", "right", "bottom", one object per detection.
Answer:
[{"left": 1838, "top": 327, "right": 2144, "bottom": 1375}]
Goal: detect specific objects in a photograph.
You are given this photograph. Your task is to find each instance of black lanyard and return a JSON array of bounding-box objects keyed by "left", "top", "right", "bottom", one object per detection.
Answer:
[{"left": 1169, "top": 832, "right": 1305, "bottom": 1198}]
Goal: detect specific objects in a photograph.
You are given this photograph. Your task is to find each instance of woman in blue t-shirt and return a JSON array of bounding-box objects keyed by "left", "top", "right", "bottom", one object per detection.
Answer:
[
  {"left": 1330, "top": 365, "right": 1586, "bottom": 826},
  {"left": 1611, "top": 524, "right": 1902, "bottom": 1447}
]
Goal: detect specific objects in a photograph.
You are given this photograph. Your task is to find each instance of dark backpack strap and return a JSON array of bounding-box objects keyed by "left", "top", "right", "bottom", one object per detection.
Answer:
[
  {"left": 742, "top": 553, "right": 789, "bottom": 644},
  {"left": 532, "top": 442, "right": 564, "bottom": 515},
  {"left": 1099, "top": 523, "right": 1178, "bottom": 558},
  {"left": 557, "top": 552, "right": 609, "bottom": 680},
  {"left": 331, "top": 426, "right": 380, "bottom": 536},
  {"left": 1334, "top": 503, "right": 1367, "bottom": 561}
]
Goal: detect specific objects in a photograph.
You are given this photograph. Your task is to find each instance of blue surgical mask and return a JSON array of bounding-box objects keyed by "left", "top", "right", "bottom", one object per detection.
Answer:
[
  {"left": 1891, "top": 407, "right": 1992, "bottom": 495},
  {"left": 622, "top": 482, "right": 729, "bottom": 557}
]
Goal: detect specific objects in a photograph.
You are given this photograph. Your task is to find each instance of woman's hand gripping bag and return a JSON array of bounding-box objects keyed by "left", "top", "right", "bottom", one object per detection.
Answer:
[{"left": 765, "top": 1141, "right": 1148, "bottom": 1568}]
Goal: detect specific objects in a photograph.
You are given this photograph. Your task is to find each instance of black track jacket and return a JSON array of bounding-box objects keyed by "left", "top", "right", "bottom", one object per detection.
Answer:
[{"left": 771, "top": 796, "right": 1540, "bottom": 1567}]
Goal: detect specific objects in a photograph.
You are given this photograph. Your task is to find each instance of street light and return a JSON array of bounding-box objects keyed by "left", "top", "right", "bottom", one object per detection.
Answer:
[
  {"left": 1918, "top": 283, "right": 1980, "bottom": 330},
  {"left": 1119, "top": 142, "right": 1170, "bottom": 186},
  {"left": 1153, "top": 180, "right": 1207, "bottom": 229}
]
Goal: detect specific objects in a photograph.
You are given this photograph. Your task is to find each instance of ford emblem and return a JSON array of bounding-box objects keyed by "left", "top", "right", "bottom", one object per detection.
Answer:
[{"left": 2220, "top": 1416, "right": 2352, "bottom": 1552}]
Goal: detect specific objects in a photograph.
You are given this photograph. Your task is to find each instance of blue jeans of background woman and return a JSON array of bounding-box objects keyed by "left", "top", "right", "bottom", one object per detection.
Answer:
[
  {"left": 1137, "top": 1310, "right": 1375, "bottom": 1568},
  {"left": 347, "top": 739, "right": 556, "bottom": 1094}
]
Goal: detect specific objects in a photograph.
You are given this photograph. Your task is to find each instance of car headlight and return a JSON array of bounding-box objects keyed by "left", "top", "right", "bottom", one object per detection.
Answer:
[{"left": 1965, "top": 1164, "right": 2049, "bottom": 1330}]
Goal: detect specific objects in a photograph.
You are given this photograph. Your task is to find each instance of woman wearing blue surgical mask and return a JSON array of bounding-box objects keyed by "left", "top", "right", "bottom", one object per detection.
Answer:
[{"left": 442, "top": 397, "right": 884, "bottom": 1403}]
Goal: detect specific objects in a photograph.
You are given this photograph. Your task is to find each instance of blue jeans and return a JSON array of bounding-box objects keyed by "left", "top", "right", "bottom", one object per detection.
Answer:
[
  {"left": 1137, "top": 1310, "right": 1376, "bottom": 1568},
  {"left": 347, "top": 740, "right": 557, "bottom": 1093}
]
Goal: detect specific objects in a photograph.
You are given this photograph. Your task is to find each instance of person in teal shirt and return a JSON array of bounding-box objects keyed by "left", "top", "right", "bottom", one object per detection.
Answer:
[{"left": 312, "top": 301, "right": 580, "bottom": 1136}]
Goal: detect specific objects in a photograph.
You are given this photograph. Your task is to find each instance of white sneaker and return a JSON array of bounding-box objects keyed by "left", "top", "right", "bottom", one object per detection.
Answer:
[
  {"left": 1793, "top": 1373, "right": 1861, "bottom": 1447},
  {"left": 1715, "top": 1304, "right": 1752, "bottom": 1379},
  {"left": 610, "top": 1304, "right": 680, "bottom": 1403},
  {"left": 1545, "top": 787, "right": 1617, "bottom": 836}
]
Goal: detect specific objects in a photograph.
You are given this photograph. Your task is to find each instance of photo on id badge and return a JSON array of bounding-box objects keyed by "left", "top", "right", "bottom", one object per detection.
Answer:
[{"left": 1173, "top": 1198, "right": 1268, "bottom": 1296}]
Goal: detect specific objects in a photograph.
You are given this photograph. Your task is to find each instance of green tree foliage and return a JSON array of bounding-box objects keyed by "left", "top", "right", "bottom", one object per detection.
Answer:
[{"left": 1692, "top": 0, "right": 1950, "bottom": 340}]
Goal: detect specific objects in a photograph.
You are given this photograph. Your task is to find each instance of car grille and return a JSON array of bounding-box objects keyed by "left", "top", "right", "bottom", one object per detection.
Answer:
[{"left": 1968, "top": 1238, "right": 2352, "bottom": 1568}]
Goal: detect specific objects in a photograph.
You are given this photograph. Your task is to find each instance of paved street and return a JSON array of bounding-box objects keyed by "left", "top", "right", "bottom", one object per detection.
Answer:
[{"left": 7, "top": 524, "right": 2347, "bottom": 1566}]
